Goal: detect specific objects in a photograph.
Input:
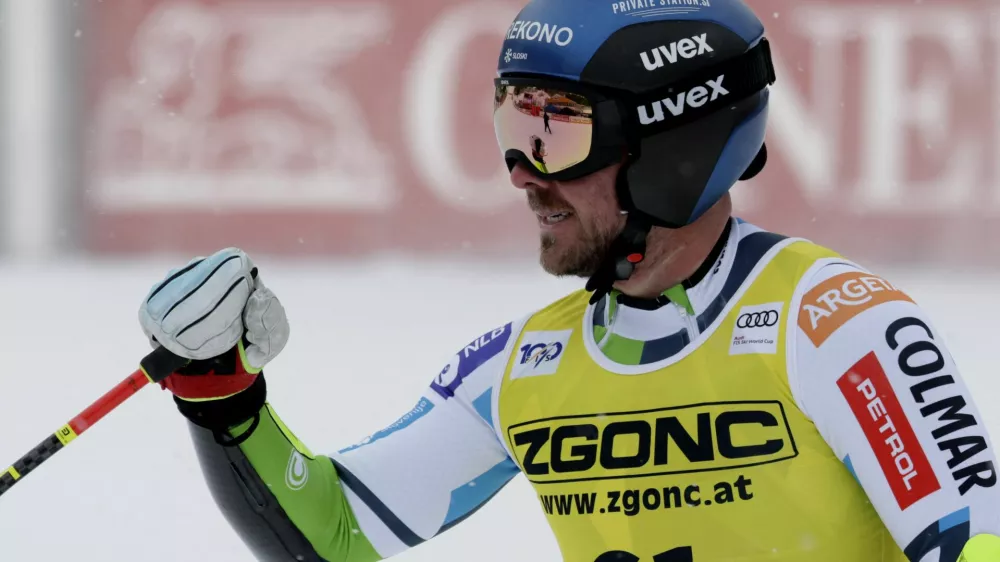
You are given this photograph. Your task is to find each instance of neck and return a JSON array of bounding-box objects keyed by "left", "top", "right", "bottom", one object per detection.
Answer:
[{"left": 613, "top": 195, "right": 733, "bottom": 299}]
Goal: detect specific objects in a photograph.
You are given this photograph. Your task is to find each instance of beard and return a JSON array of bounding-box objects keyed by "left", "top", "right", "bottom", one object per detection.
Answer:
[
  {"left": 540, "top": 229, "right": 617, "bottom": 277},
  {"left": 530, "top": 191, "right": 623, "bottom": 278}
]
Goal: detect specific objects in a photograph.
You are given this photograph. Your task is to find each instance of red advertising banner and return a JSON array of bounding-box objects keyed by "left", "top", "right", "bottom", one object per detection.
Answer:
[{"left": 85, "top": 0, "right": 1000, "bottom": 263}]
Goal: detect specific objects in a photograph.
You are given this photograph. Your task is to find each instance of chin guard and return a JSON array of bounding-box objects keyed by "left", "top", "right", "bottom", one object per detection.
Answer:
[
  {"left": 740, "top": 143, "right": 767, "bottom": 181},
  {"left": 585, "top": 214, "right": 652, "bottom": 305}
]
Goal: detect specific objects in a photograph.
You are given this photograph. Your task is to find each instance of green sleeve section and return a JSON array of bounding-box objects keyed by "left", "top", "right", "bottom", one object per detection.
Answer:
[
  {"left": 959, "top": 534, "right": 1000, "bottom": 561},
  {"left": 230, "top": 404, "right": 383, "bottom": 562}
]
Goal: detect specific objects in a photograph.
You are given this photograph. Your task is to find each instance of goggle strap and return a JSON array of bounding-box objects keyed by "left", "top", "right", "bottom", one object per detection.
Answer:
[{"left": 629, "top": 39, "right": 776, "bottom": 137}]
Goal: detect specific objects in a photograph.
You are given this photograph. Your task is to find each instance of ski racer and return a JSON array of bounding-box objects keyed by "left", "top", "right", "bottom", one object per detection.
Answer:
[{"left": 137, "top": 0, "right": 1000, "bottom": 560}]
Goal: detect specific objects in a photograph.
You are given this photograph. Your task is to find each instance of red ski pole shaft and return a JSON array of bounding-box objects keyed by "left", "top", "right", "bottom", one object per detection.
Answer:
[{"left": 0, "top": 346, "right": 189, "bottom": 497}]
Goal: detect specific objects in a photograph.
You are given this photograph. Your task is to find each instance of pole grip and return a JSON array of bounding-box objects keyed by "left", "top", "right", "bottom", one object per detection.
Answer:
[{"left": 140, "top": 346, "right": 192, "bottom": 384}]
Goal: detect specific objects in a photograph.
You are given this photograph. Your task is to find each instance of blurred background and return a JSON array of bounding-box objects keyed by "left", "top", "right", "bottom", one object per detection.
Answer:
[{"left": 0, "top": 0, "right": 998, "bottom": 560}]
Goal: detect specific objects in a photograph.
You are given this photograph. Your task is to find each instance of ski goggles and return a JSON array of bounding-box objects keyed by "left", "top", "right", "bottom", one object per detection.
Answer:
[
  {"left": 493, "top": 39, "right": 776, "bottom": 181},
  {"left": 493, "top": 77, "right": 624, "bottom": 181}
]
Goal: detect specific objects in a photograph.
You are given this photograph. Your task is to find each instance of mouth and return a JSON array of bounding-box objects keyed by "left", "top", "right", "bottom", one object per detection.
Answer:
[{"left": 536, "top": 210, "right": 574, "bottom": 227}]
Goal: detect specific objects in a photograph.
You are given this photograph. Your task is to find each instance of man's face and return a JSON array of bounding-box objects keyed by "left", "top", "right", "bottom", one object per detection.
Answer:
[{"left": 509, "top": 161, "right": 626, "bottom": 277}]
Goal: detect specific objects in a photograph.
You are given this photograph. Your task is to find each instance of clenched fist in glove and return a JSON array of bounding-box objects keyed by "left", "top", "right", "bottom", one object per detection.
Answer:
[{"left": 139, "top": 248, "right": 289, "bottom": 434}]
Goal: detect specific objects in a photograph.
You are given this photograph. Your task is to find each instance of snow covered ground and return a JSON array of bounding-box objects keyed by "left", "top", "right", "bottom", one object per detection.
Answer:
[{"left": 0, "top": 258, "right": 997, "bottom": 561}]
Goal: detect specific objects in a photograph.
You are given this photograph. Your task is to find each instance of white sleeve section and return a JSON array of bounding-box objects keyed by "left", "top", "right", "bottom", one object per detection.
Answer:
[
  {"left": 328, "top": 319, "right": 526, "bottom": 558},
  {"left": 341, "top": 484, "right": 408, "bottom": 558},
  {"left": 785, "top": 260, "right": 866, "bottom": 417},
  {"left": 492, "top": 314, "right": 531, "bottom": 459},
  {"left": 791, "top": 263, "right": 1000, "bottom": 558}
]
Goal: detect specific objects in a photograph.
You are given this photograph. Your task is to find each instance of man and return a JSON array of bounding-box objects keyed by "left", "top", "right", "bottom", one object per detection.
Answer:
[
  {"left": 137, "top": 0, "right": 1000, "bottom": 560},
  {"left": 531, "top": 135, "right": 549, "bottom": 173}
]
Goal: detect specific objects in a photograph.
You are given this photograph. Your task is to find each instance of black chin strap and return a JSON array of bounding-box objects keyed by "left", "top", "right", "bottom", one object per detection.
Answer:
[{"left": 585, "top": 213, "right": 652, "bottom": 305}]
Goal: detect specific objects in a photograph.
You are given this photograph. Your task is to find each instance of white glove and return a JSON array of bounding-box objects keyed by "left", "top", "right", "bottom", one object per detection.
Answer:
[{"left": 138, "top": 248, "right": 289, "bottom": 372}]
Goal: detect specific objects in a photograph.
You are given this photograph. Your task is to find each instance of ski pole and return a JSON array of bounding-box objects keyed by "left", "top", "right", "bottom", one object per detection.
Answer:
[{"left": 0, "top": 346, "right": 190, "bottom": 497}]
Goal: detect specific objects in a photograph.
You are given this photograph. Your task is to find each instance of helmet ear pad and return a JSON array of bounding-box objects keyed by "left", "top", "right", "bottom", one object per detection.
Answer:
[{"left": 621, "top": 90, "right": 768, "bottom": 228}]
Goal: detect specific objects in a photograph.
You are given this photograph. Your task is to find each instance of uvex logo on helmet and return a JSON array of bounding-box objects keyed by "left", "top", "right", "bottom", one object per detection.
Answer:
[
  {"left": 641, "top": 33, "right": 714, "bottom": 72},
  {"left": 505, "top": 20, "right": 574, "bottom": 47},
  {"left": 638, "top": 75, "right": 729, "bottom": 125}
]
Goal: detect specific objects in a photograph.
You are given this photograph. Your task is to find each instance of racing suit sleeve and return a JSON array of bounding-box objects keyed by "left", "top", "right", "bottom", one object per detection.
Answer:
[
  {"left": 790, "top": 263, "right": 1000, "bottom": 561},
  {"left": 181, "top": 321, "right": 523, "bottom": 561}
]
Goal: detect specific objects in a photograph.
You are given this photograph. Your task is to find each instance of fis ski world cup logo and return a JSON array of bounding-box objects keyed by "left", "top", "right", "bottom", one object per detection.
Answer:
[
  {"left": 512, "top": 330, "right": 572, "bottom": 379},
  {"left": 730, "top": 302, "right": 782, "bottom": 356}
]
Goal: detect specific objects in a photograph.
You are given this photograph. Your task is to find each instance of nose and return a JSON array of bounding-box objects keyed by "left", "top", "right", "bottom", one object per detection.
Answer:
[{"left": 509, "top": 161, "right": 553, "bottom": 192}]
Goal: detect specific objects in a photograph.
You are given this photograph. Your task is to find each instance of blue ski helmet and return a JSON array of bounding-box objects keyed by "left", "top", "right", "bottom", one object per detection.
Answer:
[{"left": 494, "top": 0, "right": 775, "bottom": 229}]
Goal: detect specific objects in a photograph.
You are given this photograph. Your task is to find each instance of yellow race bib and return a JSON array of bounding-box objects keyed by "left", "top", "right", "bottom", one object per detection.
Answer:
[{"left": 498, "top": 239, "right": 905, "bottom": 562}]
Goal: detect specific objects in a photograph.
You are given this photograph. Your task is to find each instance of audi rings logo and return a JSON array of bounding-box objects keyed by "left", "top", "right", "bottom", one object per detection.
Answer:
[
  {"left": 730, "top": 303, "right": 782, "bottom": 356},
  {"left": 737, "top": 310, "right": 779, "bottom": 328}
]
